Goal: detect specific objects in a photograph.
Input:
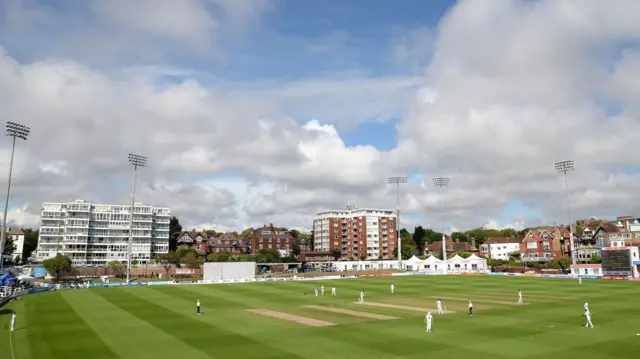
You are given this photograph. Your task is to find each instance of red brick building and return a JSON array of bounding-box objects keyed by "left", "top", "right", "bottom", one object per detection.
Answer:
[
  {"left": 424, "top": 236, "right": 479, "bottom": 257},
  {"left": 299, "top": 251, "right": 334, "bottom": 262},
  {"left": 312, "top": 206, "right": 397, "bottom": 260},
  {"left": 520, "top": 227, "right": 571, "bottom": 262},
  {"left": 174, "top": 230, "right": 208, "bottom": 256},
  {"left": 207, "top": 233, "right": 250, "bottom": 256},
  {"left": 247, "top": 224, "right": 294, "bottom": 254}
]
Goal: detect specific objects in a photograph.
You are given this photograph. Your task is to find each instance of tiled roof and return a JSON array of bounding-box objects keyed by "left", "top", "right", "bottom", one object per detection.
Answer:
[{"left": 484, "top": 237, "right": 517, "bottom": 244}]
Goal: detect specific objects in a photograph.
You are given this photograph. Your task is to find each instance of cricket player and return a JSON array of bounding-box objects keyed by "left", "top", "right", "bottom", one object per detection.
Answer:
[
  {"left": 437, "top": 299, "right": 444, "bottom": 315},
  {"left": 196, "top": 300, "right": 201, "bottom": 315},
  {"left": 425, "top": 312, "right": 433, "bottom": 332},
  {"left": 10, "top": 312, "right": 16, "bottom": 332},
  {"left": 584, "top": 301, "right": 589, "bottom": 312},
  {"left": 578, "top": 277, "right": 582, "bottom": 285},
  {"left": 321, "top": 285, "right": 325, "bottom": 296},
  {"left": 331, "top": 287, "right": 336, "bottom": 296},
  {"left": 468, "top": 301, "right": 473, "bottom": 316},
  {"left": 314, "top": 288, "right": 319, "bottom": 297},
  {"left": 359, "top": 290, "right": 365, "bottom": 304},
  {"left": 390, "top": 284, "right": 395, "bottom": 294},
  {"left": 584, "top": 309, "right": 594, "bottom": 328},
  {"left": 517, "top": 290, "right": 523, "bottom": 304}
]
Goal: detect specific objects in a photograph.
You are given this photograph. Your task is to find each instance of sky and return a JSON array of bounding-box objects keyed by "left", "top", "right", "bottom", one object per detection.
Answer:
[{"left": 1, "top": 0, "right": 640, "bottom": 233}]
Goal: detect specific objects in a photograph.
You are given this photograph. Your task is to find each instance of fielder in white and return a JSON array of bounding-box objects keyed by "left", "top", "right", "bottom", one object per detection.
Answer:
[
  {"left": 314, "top": 288, "right": 319, "bottom": 297},
  {"left": 584, "top": 301, "right": 589, "bottom": 312},
  {"left": 10, "top": 312, "right": 16, "bottom": 332},
  {"left": 578, "top": 277, "right": 582, "bottom": 284},
  {"left": 584, "top": 309, "right": 594, "bottom": 328},
  {"left": 390, "top": 284, "right": 395, "bottom": 294},
  {"left": 321, "top": 285, "right": 325, "bottom": 296},
  {"left": 425, "top": 312, "right": 434, "bottom": 332},
  {"left": 359, "top": 290, "right": 365, "bottom": 304},
  {"left": 331, "top": 287, "right": 336, "bottom": 296},
  {"left": 468, "top": 301, "right": 473, "bottom": 316},
  {"left": 517, "top": 290, "right": 523, "bottom": 304},
  {"left": 436, "top": 299, "right": 444, "bottom": 315}
]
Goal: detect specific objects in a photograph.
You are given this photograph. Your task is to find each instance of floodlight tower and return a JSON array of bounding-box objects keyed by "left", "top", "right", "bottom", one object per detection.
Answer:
[
  {"left": 0, "top": 122, "right": 30, "bottom": 271},
  {"left": 126, "top": 153, "right": 147, "bottom": 282},
  {"left": 433, "top": 177, "right": 450, "bottom": 273},
  {"left": 388, "top": 176, "right": 408, "bottom": 269},
  {"left": 555, "top": 160, "right": 576, "bottom": 266}
]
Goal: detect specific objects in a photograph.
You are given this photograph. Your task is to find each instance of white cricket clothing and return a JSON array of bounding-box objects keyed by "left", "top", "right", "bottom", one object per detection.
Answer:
[
  {"left": 197, "top": 300, "right": 200, "bottom": 306},
  {"left": 469, "top": 302, "right": 473, "bottom": 308},
  {"left": 10, "top": 314, "right": 16, "bottom": 332},
  {"left": 425, "top": 314, "right": 433, "bottom": 332},
  {"left": 359, "top": 291, "right": 365, "bottom": 303},
  {"left": 331, "top": 287, "right": 336, "bottom": 296},
  {"left": 518, "top": 292, "right": 523, "bottom": 304},
  {"left": 437, "top": 300, "right": 443, "bottom": 314},
  {"left": 584, "top": 302, "right": 589, "bottom": 311},
  {"left": 391, "top": 284, "right": 395, "bottom": 294},
  {"left": 315, "top": 289, "right": 319, "bottom": 297},
  {"left": 321, "top": 286, "right": 325, "bottom": 295},
  {"left": 585, "top": 311, "right": 594, "bottom": 328},
  {"left": 578, "top": 277, "right": 582, "bottom": 284}
]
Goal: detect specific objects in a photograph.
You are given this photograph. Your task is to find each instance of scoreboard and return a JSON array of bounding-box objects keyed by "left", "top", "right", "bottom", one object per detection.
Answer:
[{"left": 601, "top": 249, "right": 632, "bottom": 277}]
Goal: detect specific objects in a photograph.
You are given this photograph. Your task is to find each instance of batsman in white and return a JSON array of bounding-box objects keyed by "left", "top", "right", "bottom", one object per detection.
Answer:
[
  {"left": 425, "top": 312, "right": 434, "bottom": 332},
  {"left": 331, "top": 287, "right": 336, "bottom": 296},
  {"left": 359, "top": 290, "right": 365, "bottom": 304},
  {"left": 517, "top": 290, "right": 523, "bottom": 304},
  {"left": 584, "top": 309, "right": 594, "bottom": 328},
  {"left": 321, "top": 285, "right": 325, "bottom": 296},
  {"left": 390, "top": 284, "right": 395, "bottom": 294},
  {"left": 436, "top": 299, "right": 444, "bottom": 315}
]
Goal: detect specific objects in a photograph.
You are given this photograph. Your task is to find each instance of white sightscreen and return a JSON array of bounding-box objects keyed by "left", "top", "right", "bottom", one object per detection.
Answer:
[{"left": 203, "top": 262, "right": 256, "bottom": 281}]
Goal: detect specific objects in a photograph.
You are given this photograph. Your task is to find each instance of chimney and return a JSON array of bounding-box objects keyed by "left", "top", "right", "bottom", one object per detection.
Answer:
[
  {"left": 455, "top": 238, "right": 460, "bottom": 243},
  {"left": 471, "top": 237, "right": 476, "bottom": 248}
]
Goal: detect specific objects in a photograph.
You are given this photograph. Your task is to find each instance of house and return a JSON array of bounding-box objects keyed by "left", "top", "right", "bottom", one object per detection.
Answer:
[
  {"left": 174, "top": 230, "right": 208, "bottom": 256},
  {"left": 247, "top": 224, "right": 294, "bottom": 255},
  {"left": 480, "top": 236, "right": 520, "bottom": 260},
  {"left": 424, "top": 236, "right": 479, "bottom": 257},
  {"left": 207, "top": 233, "right": 250, "bottom": 256},
  {"left": 576, "top": 222, "right": 619, "bottom": 261},
  {"left": 299, "top": 251, "right": 333, "bottom": 262},
  {"left": 7, "top": 228, "right": 25, "bottom": 263},
  {"left": 519, "top": 227, "right": 571, "bottom": 262}
]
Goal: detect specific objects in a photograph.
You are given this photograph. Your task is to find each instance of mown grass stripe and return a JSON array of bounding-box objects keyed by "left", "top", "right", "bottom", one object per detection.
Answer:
[{"left": 94, "top": 287, "right": 306, "bottom": 359}]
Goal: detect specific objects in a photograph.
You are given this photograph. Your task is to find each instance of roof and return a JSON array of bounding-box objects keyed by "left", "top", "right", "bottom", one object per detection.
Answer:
[
  {"left": 484, "top": 236, "right": 517, "bottom": 245},
  {"left": 7, "top": 228, "right": 24, "bottom": 235}
]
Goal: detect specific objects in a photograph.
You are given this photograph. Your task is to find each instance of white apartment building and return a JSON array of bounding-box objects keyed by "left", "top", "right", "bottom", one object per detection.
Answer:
[
  {"left": 479, "top": 237, "right": 520, "bottom": 260},
  {"left": 312, "top": 203, "right": 397, "bottom": 260},
  {"left": 35, "top": 199, "right": 170, "bottom": 266}
]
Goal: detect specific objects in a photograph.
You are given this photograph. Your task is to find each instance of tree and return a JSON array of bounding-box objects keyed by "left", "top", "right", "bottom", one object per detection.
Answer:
[
  {"left": 291, "top": 241, "right": 302, "bottom": 257},
  {"left": 158, "top": 252, "right": 180, "bottom": 277},
  {"left": 131, "top": 259, "right": 138, "bottom": 268},
  {"left": 308, "top": 232, "right": 314, "bottom": 251},
  {"left": 289, "top": 229, "right": 300, "bottom": 240},
  {"left": 22, "top": 229, "right": 39, "bottom": 260},
  {"left": 2, "top": 235, "right": 15, "bottom": 264},
  {"left": 176, "top": 246, "right": 198, "bottom": 259},
  {"left": 207, "top": 252, "right": 232, "bottom": 262},
  {"left": 400, "top": 231, "right": 413, "bottom": 246},
  {"left": 169, "top": 216, "right": 183, "bottom": 251},
  {"left": 235, "top": 254, "right": 254, "bottom": 262},
  {"left": 392, "top": 246, "right": 412, "bottom": 260},
  {"left": 508, "top": 251, "right": 521, "bottom": 262},
  {"left": 451, "top": 232, "right": 469, "bottom": 242},
  {"left": 255, "top": 248, "right": 281, "bottom": 263},
  {"left": 412, "top": 226, "right": 428, "bottom": 252},
  {"left": 557, "top": 257, "right": 572, "bottom": 272},
  {"left": 456, "top": 252, "right": 472, "bottom": 258},
  {"left": 43, "top": 255, "right": 72, "bottom": 282},
  {"left": 589, "top": 254, "right": 602, "bottom": 264},
  {"left": 183, "top": 252, "right": 202, "bottom": 274},
  {"left": 107, "top": 260, "right": 125, "bottom": 276},
  {"left": 330, "top": 248, "right": 342, "bottom": 260}
]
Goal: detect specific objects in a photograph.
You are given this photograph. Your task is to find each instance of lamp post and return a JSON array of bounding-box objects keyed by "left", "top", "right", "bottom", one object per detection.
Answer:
[
  {"left": 126, "top": 153, "right": 147, "bottom": 282},
  {"left": 555, "top": 160, "right": 576, "bottom": 266},
  {"left": 388, "top": 176, "right": 407, "bottom": 269},
  {"left": 433, "top": 177, "right": 450, "bottom": 274},
  {"left": 0, "top": 122, "right": 30, "bottom": 271}
]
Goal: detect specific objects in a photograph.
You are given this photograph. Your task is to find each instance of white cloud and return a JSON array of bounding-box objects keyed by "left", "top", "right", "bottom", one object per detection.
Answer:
[
  {"left": 2, "top": 0, "right": 640, "bottom": 234},
  {"left": 483, "top": 220, "right": 525, "bottom": 231}
]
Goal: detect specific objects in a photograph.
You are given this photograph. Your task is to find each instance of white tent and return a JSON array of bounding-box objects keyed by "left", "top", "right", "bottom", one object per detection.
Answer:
[
  {"left": 424, "top": 255, "right": 443, "bottom": 264},
  {"left": 465, "top": 254, "right": 487, "bottom": 271},
  {"left": 404, "top": 255, "right": 423, "bottom": 265}
]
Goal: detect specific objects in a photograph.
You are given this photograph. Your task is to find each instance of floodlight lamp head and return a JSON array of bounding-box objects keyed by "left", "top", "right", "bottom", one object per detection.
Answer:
[
  {"left": 554, "top": 160, "right": 575, "bottom": 173},
  {"left": 5, "top": 121, "right": 30, "bottom": 140},
  {"left": 432, "top": 177, "right": 450, "bottom": 187},
  {"left": 128, "top": 153, "right": 148, "bottom": 167},
  {"left": 388, "top": 176, "right": 408, "bottom": 184}
]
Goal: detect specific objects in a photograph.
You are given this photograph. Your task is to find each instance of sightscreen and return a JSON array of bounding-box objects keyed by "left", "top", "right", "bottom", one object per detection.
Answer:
[
  {"left": 602, "top": 249, "right": 632, "bottom": 276},
  {"left": 203, "top": 262, "right": 256, "bottom": 281}
]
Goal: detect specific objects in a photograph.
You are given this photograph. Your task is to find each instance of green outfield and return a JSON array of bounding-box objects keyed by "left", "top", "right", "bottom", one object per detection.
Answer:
[{"left": 1, "top": 276, "right": 639, "bottom": 359}]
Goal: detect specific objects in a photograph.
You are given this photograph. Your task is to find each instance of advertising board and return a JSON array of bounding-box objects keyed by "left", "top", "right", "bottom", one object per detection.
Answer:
[{"left": 602, "top": 249, "right": 633, "bottom": 276}]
